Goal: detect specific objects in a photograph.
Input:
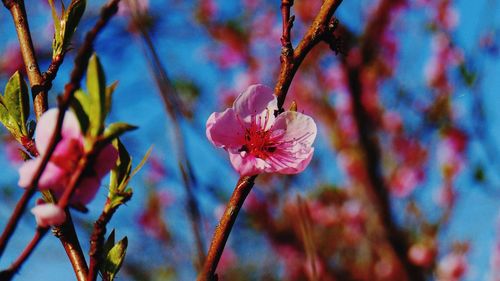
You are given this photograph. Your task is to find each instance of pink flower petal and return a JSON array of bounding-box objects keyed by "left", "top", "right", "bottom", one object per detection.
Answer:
[
  {"left": 35, "top": 109, "right": 82, "bottom": 155},
  {"left": 18, "top": 158, "right": 66, "bottom": 191},
  {"left": 31, "top": 203, "right": 66, "bottom": 227},
  {"left": 72, "top": 176, "right": 101, "bottom": 205},
  {"left": 265, "top": 111, "right": 317, "bottom": 174},
  {"left": 206, "top": 108, "right": 245, "bottom": 149},
  {"left": 228, "top": 150, "right": 269, "bottom": 176},
  {"left": 94, "top": 144, "right": 118, "bottom": 178},
  {"left": 274, "top": 111, "right": 317, "bottom": 147},
  {"left": 274, "top": 148, "right": 314, "bottom": 174},
  {"left": 233, "top": 84, "right": 277, "bottom": 127}
]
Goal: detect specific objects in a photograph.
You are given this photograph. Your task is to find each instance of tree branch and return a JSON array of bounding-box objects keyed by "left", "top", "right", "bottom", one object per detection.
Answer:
[
  {"left": 197, "top": 176, "right": 256, "bottom": 281},
  {"left": 341, "top": 0, "right": 426, "bottom": 280},
  {"left": 275, "top": 0, "right": 343, "bottom": 111},
  {"left": 2, "top": 0, "right": 47, "bottom": 119},
  {"left": 0, "top": 0, "right": 122, "bottom": 279}
]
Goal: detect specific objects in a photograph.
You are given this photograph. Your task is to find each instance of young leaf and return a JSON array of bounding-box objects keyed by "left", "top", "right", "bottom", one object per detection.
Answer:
[
  {"left": 100, "top": 236, "right": 128, "bottom": 281},
  {"left": 131, "top": 145, "right": 153, "bottom": 177},
  {"left": 102, "top": 230, "right": 116, "bottom": 259},
  {"left": 71, "top": 89, "right": 91, "bottom": 134},
  {"left": 105, "top": 81, "right": 119, "bottom": 116},
  {"left": 102, "top": 122, "right": 138, "bottom": 144},
  {"left": 109, "top": 139, "right": 132, "bottom": 193},
  {"left": 0, "top": 98, "right": 14, "bottom": 133},
  {"left": 87, "top": 54, "right": 106, "bottom": 136},
  {"left": 63, "top": 0, "right": 86, "bottom": 49},
  {"left": 4, "top": 72, "right": 30, "bottom": 135},
  {"left": 47, "top": 0, "right": 61, "bottom": 38}
]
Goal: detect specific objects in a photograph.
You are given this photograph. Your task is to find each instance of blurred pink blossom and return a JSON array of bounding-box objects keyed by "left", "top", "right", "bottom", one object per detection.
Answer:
[
  {"left": 0, "top": 44, "right": 24, "bottom": 76},
  {"left": 18, "top": 109, "right": 117, "bottom": 205},
  {"left": 389, "top": 166, "right": 423, "bottom": 198},
  {"left": 437, "top": 252, "right": 468, "bottom": 281},
  {"left": 118, "top": 0, "right": 149, "bottom": 16},
  {"left": 31, "top": 203, "right": 66, "bottom": 227},
  {"left": 206, "top": 84, "right": 317, "bottom": 176},
  {"left": 408, "top": 243, "right": 435, "bottom": 267}
]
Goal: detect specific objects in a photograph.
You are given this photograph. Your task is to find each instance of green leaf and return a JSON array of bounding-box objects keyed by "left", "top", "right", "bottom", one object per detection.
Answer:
[
  {"left": 102, "top": 123, "right": 138, "bottom": 144},
  {"left": 87, "top": 54, "right": 106, "bottom": 136},
  {"left": 459, "top": 63, "right": 476, "bottom": 87},
  {"left": 71, "top": 89, "right": 91, "bottom": 134},
  {"left": 110, "top": 139, "right": 132, "bottom": 193},
  {"left": 63, "top": 0, "right": 86, "bottom": 49},
  {"left": 131, "top": 145, "right": 153, "bottom": 177},
  {"left": 4, "top": 71, "right": 29, "bottom": 135},
  {"left": 102, "top": 230, "right": 116, "bottom": 258},
  {"left": 0, "top": 97, "right": 13, "bottom": 132},
  {"left": 100, "top": 236, "right": 128, "bottom": 281},
  {"left": 105, "top": 81, "right": 119, "bottom": 116},
  {"left": 47, "top": 0, "right": 61, "bottom": 38}
]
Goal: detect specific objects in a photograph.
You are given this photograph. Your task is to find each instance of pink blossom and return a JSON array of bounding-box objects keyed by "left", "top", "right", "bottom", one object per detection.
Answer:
[
  {"left": 408, "top": 243, "right": 435, "bottom": 267},
  {"left": 389, "top": 166, "right": 422, "bottom": 198},
  {"left": 18, "top": 109, "right": 117, "bottom": 205},
  {"left": 206, "top": 84, "right": 317, "bottom": 176},
  {"left": 31, "top": 203, "right": 66, "bottom": 227},
  {"left": 437, "top": 253, "right": 468, "bottom": 281},
  {"left": 118, "top": 0, "right": 149, "bottom": 16}
]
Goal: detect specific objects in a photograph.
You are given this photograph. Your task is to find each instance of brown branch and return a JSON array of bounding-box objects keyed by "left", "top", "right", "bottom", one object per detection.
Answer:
[
  {"left": 340, "top": 0, "right": 425, "bottom": 280},
  {"left": 0, "top": 228, "right": 49, "bottom": 280},
  {"left": 2, "top": 0, "right": 47, "bottom": 119},
  {"left": 275, "top": 0, "right": 343, "bottom": 111},
  {"left": 87, "top": 207, "right": 117, "bottom": 281},
  {"left": 197, "top": 176, "right": 256, "bottom": 281},
  {"left": 52, "top": 212, "right": 89, "bottom": 281},
  {"left": 0, "top": 150, "right": 93, "bottom": 280},
  {"left": 0, "top": 0, "right": 122, "bottom": 277},
  {"left": 198, "top": 1, "right": 343, "bottom": 279}
]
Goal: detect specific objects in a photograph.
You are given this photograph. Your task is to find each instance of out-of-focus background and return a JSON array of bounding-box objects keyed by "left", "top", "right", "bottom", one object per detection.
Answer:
[{"left": 1, "top": 0, "right": 500, "bottom": 280}]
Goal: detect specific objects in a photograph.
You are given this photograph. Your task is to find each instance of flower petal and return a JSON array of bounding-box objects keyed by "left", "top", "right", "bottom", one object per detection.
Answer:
[
  {"left": 265, "top": 111, "right": 317, "bottom": 174},
  {"left": 274, "top": 148, "right": 314, "bottom": 174},
  {"left": 228, "top": 150, "right": 269, "bottom": 176},
  {"left": 31, "top": 203, "right": 66, "bottom": 227},
  {"left": 273, "top": 111, "right": 317, "bottom": 147},
  {"left": 18, "top": 158, "right": 67, "bottom": 191},
  {"left": 94, "top": 144, "right": 118, "bottom": 178},
  {"left": 233, "top": 84, "right": 277, "bottom": 127},
  {"left": 72, "top": 176, "right": 101, "bottom": 205},
  {"left": 206, "top": 108, "right": 245, "bottom": 149},
  {"left": 35, "top": 109, "right": 82, "bottom": 155}
]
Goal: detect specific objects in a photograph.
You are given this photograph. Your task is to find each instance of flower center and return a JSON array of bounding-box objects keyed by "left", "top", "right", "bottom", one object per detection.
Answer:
[
  {"left": 241, "top": 128, "right": 277, "bottom": 159},
  {"left": 239, "top": 111, "right": 278, "bottom": 159}
]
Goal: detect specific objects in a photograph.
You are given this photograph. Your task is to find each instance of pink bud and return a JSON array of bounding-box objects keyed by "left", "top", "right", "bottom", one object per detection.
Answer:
[{"left": 31, "top": 204, "right": 66, "bottom": 227}]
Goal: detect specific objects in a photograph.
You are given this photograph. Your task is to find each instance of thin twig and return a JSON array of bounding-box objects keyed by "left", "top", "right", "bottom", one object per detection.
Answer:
[
  {"left": 0, "top": 0, "right": 122, "bottom": 277},
  {"left": 197, "top": 176, "right": 256, "bottom": 281},
  {"left": 129, "top": 3, "right": 206, "bottom": 269},
  {"left": 275, "top": 0, "right": 344, "bottom": 111},
  {"left": 1, "top": 152, "right": 92, "bottom": 279},
  {"left": 0, "top": 228, "right": 49, "bottom": 280},
  {"left": 87, "top": 197, "right": 130, "bottom": 281}
]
